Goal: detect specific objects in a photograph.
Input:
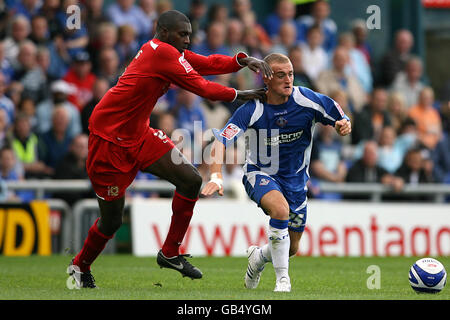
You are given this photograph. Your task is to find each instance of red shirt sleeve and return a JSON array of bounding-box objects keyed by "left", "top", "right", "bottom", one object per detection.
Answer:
[
  {"left": 154, "top": 44, "right": 238, "bottom": 102},
  {"left": 183, "top": 50, "right": 248, "bottom": 76}
]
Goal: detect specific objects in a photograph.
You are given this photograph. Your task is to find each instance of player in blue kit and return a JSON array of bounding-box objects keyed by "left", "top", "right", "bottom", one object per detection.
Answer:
[{"left": 201, "top": 53, "right": 351, "bottom": 292}]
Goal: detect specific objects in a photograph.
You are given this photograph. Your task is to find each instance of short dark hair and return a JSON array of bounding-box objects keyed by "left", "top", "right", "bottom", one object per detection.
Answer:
[{"left": 156, "top": 10, "right": 190, "bottom": 33}]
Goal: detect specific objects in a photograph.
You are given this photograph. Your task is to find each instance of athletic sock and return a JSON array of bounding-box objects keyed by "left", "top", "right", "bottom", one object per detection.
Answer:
[
  {"left": 161, "top": 191, "right": 198, "bottom": 258},
  {"left": 268, "top": 218, "right": 290, "bottom": 281},
  {"left": 247, "top": 245, "right": 269, "bottom": 272},
  {"left": 73, "top": 218, "right": 113, "bottom": 272},
  {"left": 259, "top": 244, "right": 271, "bottom": 267}
]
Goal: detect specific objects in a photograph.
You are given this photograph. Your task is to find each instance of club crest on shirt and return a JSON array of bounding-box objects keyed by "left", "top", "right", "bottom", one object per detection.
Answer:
[
  {"left": 259, "top": 178, "right": 270, "bottom": 186},
  {"left": 276, "top": 116, "right": 288, "bottom": 128},
  {"left": 220, "top": 123, "right": 241, "bottom": 140},
  {"left": 107, "top": 186, "right": 119, "bottom": 197},
  {"left": 178, "top": 56, "right": 193, "bottom": 73}
]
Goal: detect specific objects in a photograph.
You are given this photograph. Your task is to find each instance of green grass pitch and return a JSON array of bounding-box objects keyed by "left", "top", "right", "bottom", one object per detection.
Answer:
[{"left": 0, "top": 255, "right": 448, "bottom": 300}]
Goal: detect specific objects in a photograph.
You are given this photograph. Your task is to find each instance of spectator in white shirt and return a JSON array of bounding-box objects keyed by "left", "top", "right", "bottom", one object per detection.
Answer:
[
  {"left": 390, "top": 56, "right": 425, "bottom": 109},
  {"left": 299, "top": 24, "right": 328, "bottom": 81}
]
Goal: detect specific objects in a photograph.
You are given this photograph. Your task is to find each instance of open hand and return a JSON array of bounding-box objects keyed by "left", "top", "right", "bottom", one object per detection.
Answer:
[
  {"left": 238, "top": 56, "right": 273, "bottom": 79},
  {"left": 201, "top": 181, "right": 224, "bottom": 197}
]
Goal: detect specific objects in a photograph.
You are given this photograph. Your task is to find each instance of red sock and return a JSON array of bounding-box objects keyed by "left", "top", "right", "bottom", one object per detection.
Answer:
[
  {"left": 162, "top": 191, "right": 198, "bottom": 257},
  {"left": 73, "top": 218, "right": 113, "bottom": 272}
]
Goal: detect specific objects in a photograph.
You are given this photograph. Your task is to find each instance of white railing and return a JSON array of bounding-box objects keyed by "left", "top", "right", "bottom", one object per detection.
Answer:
[
  {"left": 4, "top": 179, "right": 450, "bottom": 202},
  {"left": 4, "top": 180, "right": 449, "bottom": 254}
]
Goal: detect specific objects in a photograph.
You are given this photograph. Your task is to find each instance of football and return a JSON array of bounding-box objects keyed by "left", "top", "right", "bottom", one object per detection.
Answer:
[{"left": 409, "top": 258, "right": 447, "bottom": 293}]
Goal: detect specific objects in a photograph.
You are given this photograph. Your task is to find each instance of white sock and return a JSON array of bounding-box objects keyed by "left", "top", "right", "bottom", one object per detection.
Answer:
[
  {"left": 261, "top": 244, "right": 271, "bottom": 263},
  {"left": 268, "top": 219, "right": 290, "bottom": 281}
]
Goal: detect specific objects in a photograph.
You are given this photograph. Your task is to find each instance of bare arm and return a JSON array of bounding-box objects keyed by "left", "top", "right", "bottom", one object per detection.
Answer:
[
  {"left": 201, "top": 140, "right": 226, "bottom": 197},
  {"left": 311, "top": 160, "right": 347, "bottom": 183},
  {"left": 381, "top": 173, "right": 404, "bottom": 192}
]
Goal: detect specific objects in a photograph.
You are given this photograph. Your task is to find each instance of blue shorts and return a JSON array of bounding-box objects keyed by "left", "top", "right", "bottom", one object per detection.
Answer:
[{"left": 242, "top": 171, "right": 307, "bottom": 232}]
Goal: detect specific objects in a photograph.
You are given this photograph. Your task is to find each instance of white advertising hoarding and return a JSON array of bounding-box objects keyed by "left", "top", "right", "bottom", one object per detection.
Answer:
[{"left": 131, "top": 199, "right": 450, "bottom": 257}]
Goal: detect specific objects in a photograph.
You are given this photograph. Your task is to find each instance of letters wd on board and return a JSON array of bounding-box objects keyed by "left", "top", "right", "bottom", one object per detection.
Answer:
[{"left": 0, "top": 202, "right": 51, "bottom": 256}]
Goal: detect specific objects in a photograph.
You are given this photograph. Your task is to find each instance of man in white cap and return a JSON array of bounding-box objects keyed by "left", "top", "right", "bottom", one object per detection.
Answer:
[{"left": 35, "top": 80, "right": 82, "bottom": 139}]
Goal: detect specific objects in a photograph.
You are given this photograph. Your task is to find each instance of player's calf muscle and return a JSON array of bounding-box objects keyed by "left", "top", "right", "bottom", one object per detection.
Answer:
[{"left": 289, "top": 232, "right": 303, "bottom": 256}]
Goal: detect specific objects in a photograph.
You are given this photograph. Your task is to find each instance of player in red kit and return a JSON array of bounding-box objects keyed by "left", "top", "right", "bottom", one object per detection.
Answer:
[{"left": 67, "top": 10, "right": 273, "bottom": 288}]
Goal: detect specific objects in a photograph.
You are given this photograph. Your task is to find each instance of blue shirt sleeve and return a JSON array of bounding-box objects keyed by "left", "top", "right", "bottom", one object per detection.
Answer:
[
  {"left": 213, "top": 100, "right": 256, "bottom": 147},
  {"left": 298, "top": 86, "right": 350, "bottom": 126}
]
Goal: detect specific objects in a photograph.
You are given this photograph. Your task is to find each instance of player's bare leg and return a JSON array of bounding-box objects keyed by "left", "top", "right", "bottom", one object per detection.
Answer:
[
  {"left": 289, "top": 231, "right": 303, "bottom": 256},
  {"left": 245, "top": 190, "right": 291, "bottom": 291},
  {"left": 97, "top": 197, "right": 126, "bottom": 236},
  {"left": 142, "top": 148, "right": 203, "bottom": 279}
]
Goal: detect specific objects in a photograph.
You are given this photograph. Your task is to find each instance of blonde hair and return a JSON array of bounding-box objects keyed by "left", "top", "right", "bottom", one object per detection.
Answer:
[{"left": 264, "top": 53, "right": 291, "bottom": 66}]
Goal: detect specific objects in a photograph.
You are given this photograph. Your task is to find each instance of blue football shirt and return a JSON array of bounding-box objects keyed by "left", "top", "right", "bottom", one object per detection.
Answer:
[{"left": 213, "top": 86, "right": 349, "bottom": 192}]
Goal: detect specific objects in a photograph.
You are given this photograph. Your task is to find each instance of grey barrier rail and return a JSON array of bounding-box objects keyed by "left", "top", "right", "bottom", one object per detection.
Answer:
[
  {"left": 71, "top": 199, "right": 123, "bottom": 254},
  {"left": 46, "top": 199, "right": 73, "bottom": 254},
  {"left": 318, "top": 182, "right": 450, "bottom": 202},
  {"left": 5, "top": 179, "right": 176, "bottom": 199},
  {"left": 5, "top": 179, "right": 450, "bottom": 202},
  {"left": 4, "top": 180, "right": 450, "bottom": 254}
]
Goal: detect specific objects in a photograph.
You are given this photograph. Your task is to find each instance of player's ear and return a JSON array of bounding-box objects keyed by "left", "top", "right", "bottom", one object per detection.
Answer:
[{"left": 158, "top": 26, "right": 170, "bottom": 40}]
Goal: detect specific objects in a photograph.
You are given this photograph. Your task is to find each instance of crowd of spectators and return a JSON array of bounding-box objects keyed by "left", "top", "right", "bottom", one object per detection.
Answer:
[{"left": 0, "top": 0, "right": 449, "bottom": 203}]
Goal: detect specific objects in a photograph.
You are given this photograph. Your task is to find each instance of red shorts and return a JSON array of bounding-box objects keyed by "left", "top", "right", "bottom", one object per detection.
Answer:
[{"left": 87, "top": 128, "right": 175, "bottom": 201}]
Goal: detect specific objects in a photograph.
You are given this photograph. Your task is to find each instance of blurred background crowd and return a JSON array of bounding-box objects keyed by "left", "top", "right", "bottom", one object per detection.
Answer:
[{"left": 0, "top": 0, "right": 449, "bottom": 203}]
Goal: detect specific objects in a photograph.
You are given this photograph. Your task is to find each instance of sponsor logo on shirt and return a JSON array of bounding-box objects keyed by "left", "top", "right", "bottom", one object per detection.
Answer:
[
  {"left": 274, "top": 110, "right": 287, "bottom": 116},
  {"left": 264, "top": 130, "right": 303, "bottom": 146},
  {"left": 220, "top": 123, "right": 241, "bottom": 140},
  {"left": 178, "top": 56, "right": 193, "bottom": 73}
]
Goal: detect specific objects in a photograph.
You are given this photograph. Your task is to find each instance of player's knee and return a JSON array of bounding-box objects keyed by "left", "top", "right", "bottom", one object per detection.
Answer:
[
  {"left": 179, "top": 167, "right": 202, "bottom": 195},
  {"left": 190, "top": 170, "right": 203, "bottom": 192},
  {"left": 268, "top": 202, "right": 290, "bottom": 220}
]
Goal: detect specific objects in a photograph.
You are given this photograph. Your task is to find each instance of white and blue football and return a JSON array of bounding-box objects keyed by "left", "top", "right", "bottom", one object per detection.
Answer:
[{"left": 409, "top": 258, "right": 447, "bottom": 294}]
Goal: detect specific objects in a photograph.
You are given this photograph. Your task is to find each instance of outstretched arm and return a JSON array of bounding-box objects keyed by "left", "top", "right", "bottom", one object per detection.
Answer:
[
  {"left": 184, "top": 50, "right": 273, "bottom": 79},
  {"left": 201, "top": 140, "right": 226, "bottom": 197},
  {"left": 157, "top": 47, "right": 267, "bottom": 102}
]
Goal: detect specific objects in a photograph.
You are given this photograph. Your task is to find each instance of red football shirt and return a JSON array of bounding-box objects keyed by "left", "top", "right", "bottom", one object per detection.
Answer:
[
  {"left": 89, "top": 38, "right": 246, "bottom": 147},
  {"left": 63, "top": 69, "right": 97, "bottom": 112}
]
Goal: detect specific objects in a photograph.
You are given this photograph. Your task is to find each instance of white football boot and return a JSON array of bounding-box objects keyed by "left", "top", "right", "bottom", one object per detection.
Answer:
[
  {"left": 274, "top": 276, "right": 291, "bottom": 292},
  {"left": 244, "top": 246, "right": 265, "bottom": 289}
]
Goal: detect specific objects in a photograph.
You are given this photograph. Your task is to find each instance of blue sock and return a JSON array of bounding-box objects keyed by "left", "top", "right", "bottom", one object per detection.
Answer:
[{"left": 269, "top": 218, "right": 289, "bottom": 230}]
